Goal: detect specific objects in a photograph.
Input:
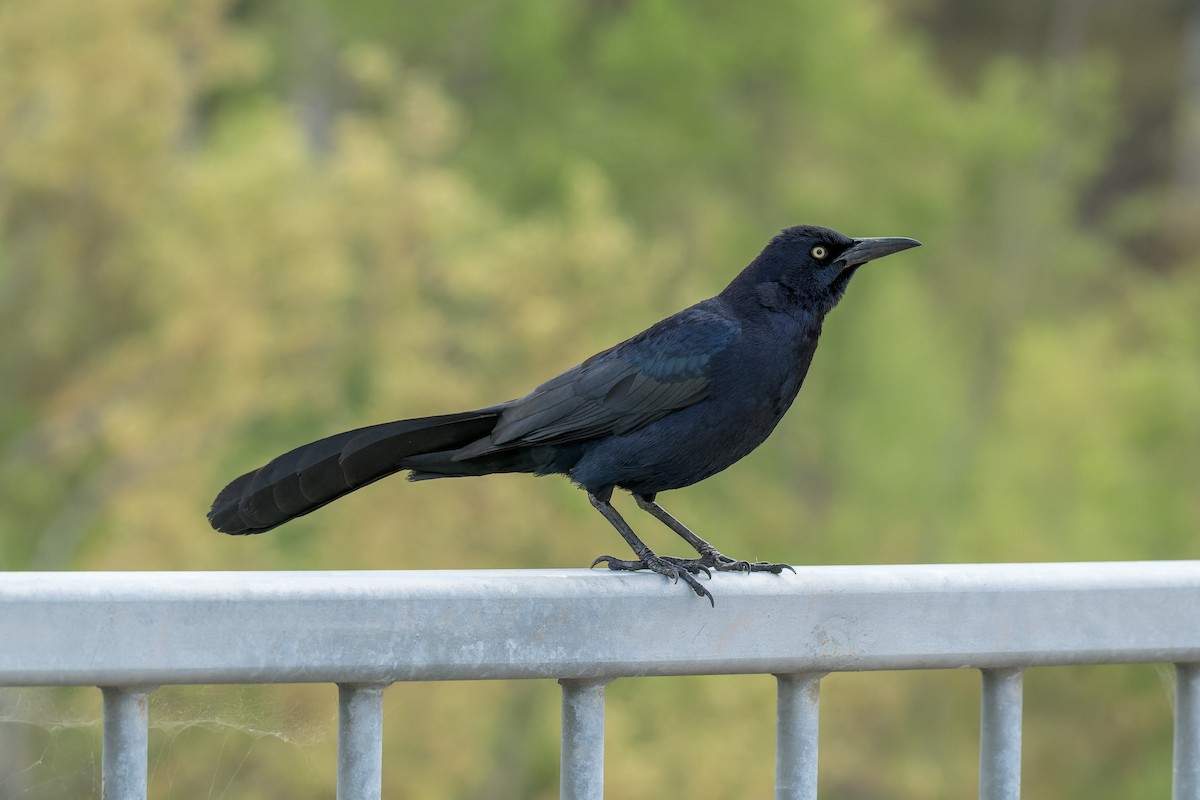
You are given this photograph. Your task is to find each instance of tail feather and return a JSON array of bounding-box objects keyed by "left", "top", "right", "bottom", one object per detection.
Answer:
[{"left": 208, "top": 407, "right": 505, "bottom": 535}]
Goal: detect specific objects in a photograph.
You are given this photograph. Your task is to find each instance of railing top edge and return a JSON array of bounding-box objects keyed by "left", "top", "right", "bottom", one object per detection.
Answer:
[
  {"left": 6, "top": 560, "right": 1200, "bottom": 600},
  {"left": 4, "top": 561, "right": 1200, "bottom": 687}
]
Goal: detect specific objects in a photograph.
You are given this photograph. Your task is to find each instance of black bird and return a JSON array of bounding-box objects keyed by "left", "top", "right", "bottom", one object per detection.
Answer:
[{"left": 209, "top": 225, "right": 920, "bottom": 603}]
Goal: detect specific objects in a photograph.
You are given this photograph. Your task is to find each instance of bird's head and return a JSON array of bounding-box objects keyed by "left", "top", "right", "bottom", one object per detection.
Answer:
[{"left": 728, "top": 225, "right": 921, "bottom": 321}]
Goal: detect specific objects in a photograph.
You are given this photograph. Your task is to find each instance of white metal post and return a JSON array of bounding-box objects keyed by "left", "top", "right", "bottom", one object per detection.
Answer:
[
  {"left": 776, "top": 672, "right": 824, "bottom": 800},
  {"left": 979, "top": 668, "right": 1023, "bottom": 800},
  {"left": 338, "top": 683, "right": 387, "bottom": 800},
  {"left": 560, "top": 678, "right": 610, "bottom": 800},
  {"left": 101, "top": 685, "right": 153, "bottom": 800},
  {"left": 1175, "top": 663, "right": 1200, "bottom": 800}
]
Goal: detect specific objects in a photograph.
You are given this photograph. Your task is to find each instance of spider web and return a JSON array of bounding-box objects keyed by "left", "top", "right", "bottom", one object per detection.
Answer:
[{"left": 0, "top": 685, "right": 335, "bottom": 800}]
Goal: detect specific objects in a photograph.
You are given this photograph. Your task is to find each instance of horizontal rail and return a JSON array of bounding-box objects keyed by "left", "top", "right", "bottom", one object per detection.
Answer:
[{"left": 3, "top": 561, "right": 1200, "bottom": 686}]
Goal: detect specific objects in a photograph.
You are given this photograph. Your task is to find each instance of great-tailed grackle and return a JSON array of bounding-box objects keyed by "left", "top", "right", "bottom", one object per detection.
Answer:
[{"left": 209, "top": 225, "right": 920, "bottom": 603}]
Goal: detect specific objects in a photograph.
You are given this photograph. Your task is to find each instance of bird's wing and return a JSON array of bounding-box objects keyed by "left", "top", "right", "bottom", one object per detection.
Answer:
[{"left": 455, "top": 306, "right": 737, "bottom": 459}]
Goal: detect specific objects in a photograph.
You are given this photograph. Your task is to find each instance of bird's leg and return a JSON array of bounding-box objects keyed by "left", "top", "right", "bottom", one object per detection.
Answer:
[
  {"left": 587, "top": 487, "right": 713, "bottom": 604},
  {"left": 633, "top": 493, "right": 795, "bottom": 574}
]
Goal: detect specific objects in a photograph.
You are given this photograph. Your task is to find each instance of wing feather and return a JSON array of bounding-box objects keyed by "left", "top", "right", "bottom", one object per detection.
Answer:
[{"left": 454, "top": 305, "right": 737, "bottom": 459}]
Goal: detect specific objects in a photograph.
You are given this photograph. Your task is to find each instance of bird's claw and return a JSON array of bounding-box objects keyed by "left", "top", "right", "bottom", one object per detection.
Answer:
[
  {"left": 676, "top": 551, "right": 795, "bottom": 575},
  {"left": 660, "top": 556, "right": 713, "bottom": 578},
  {"left": 591, "top": 553, "right": 715, "bottom": 606},
  {"left": 717, "top": 557, "right": 795, "bottom": 574},
  {"left": 590, "top": 555, "right": 640, "bottom": 571},
  {"left": 589, "top": 548, "right": 792, "bottom": 606}
]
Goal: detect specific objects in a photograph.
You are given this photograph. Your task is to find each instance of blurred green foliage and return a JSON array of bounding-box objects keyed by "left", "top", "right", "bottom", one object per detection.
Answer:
[{"left": 1, "top": 0, "right": 1198, "bottom": 797}]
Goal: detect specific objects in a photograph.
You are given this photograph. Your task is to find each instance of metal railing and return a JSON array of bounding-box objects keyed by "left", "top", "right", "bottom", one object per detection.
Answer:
[{"left": 3, "top": 562, "right": 1199, "bottom": 799}]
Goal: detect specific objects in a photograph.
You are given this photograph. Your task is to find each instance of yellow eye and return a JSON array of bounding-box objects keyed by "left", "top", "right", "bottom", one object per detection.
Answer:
[{"left": 811, "top": 245, "right": 828, "bottom": 260}]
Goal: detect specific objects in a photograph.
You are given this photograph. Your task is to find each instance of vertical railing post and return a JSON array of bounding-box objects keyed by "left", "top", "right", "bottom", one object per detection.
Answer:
[
  {"left": 979, "top": 668, "right": 1024, "bottom": 800},
  {"left": 559, "top": 678, "right": 611, "bottom": 800},
  {"left": 337, "top": 683, "right": 388, "bottom": 800},
  {"left": 101, "top": 685, "right": 154, "bottom": 800},
  {"left": 775, "top": 672, "right": 824, "bottom": 800},
  {"left": 1175, "top": 663, "right": 1200, "bottom": 800}
]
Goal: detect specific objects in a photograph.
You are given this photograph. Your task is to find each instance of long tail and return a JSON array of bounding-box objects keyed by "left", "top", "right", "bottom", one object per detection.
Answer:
[{"left": 208, "top": 407, "right": 505, "bottom": 535}]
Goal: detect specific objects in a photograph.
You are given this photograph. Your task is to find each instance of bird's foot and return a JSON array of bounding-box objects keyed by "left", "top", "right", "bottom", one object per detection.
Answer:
[
  {"left": 591, "top": 553, "right": 714, "bottom": 605},
  {"left": 675, "top": 550, "right": 797, "bottom": 575}
]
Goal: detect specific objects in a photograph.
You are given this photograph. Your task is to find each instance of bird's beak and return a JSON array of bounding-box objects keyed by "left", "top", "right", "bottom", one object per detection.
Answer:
[{"left": 836, "top": 236, "right": 922, "bottom": 269}]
